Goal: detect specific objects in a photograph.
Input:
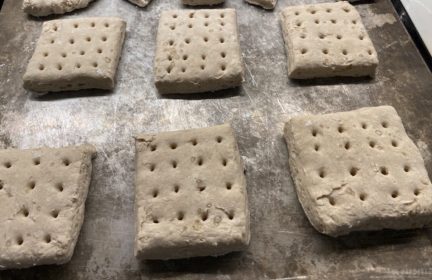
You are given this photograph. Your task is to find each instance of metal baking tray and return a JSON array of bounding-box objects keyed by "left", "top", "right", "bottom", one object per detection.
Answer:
[{"left": 1, "top": 0, "right": 432, "bottom": 279}]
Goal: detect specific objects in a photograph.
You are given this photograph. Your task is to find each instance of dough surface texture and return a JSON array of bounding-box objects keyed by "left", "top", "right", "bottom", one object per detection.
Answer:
[
  {"left": 22, "top": 0, "right": 94, "bottom": 16},
  {"left": 0, "top": 145, "right": 96, "bottom": 269},
  {"left": 23, "top": 17, "right": 126, "bottom": 94},
  {"left": 284, "top": 106, "right": 432, "bottom": 236},
  {"left": 280, "top": 2, "right": 378, "bottom": 79},
  {"left": 154, "top": 9, "right": 244, "bottom": 94},
  {"left": 134, "top": 123, "right": 250, "bottom": 259}
]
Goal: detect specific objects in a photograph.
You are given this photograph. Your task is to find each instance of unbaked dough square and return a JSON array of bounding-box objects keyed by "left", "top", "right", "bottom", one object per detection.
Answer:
[
  {"left": 134, "top": 123, "right": 250, "bottom": 259},
  {"left": 0, "top": 145, "right": 96, "bottom": 269},
  {"left": 284, "top": 106, "right": 432, "bottom": 236},
  {"left": 23, "top": 0, "right": 94, "bottom": 16},
  {"left": 154, "top": 9, "right": 244, "bottom": 94},
  {"left": 245, "top": 0, "right": 277, "bottom": 10},
  {"left": 280, "top": 2, "right": 378, "bottom": 79},
  {"left": 182, "top": 0, "right": 224, "bottom": 6},
  {"left": 23, "top": 17, "right": 126, "bottom": 94}
]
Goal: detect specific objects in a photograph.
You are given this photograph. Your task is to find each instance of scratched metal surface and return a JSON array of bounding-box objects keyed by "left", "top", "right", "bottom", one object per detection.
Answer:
[{"left": 1, "top": 0, "right": 432, "bottom": 279}]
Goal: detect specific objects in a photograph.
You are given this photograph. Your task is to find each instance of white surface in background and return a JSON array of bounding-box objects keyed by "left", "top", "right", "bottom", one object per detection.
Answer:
[{"left": 401, "top": 0, "right": 432, "bottom": 54}]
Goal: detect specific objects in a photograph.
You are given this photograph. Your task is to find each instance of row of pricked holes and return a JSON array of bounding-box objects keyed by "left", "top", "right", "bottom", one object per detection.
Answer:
[
  {"left": 151, "top": 182, "right": 233, "bottom": 198},
  {"left": 1, "top": 158, "right": 69, "bottom": 191},
  {"left": 14, "top": 233, "right": 53, "bottom": 246},
  {"left": 17, "top": 206, "right": 61, "bottom": 219},
  {"left": 300, "top": 48, "right": 373, "bottom": 56},
  {"left": 0, "top": 180, "right": 65, "bottom": 192},
  {"left": 166, "top": 53, "right": 227, "bottom": 74},
  {"left": 48, "top": 36, "right": 108, "bottom": 45},
  {"left": 52, "top": 22, "right": 111, "bottom": 31},
  {"left": 298, "top": 32, "right": 372, "bottom": 56},
  {"left": 169, "top": 20, "right": 226, "bottom": 30},
  {"left": 151, "top": 210, "right": 235, "bottom": 224},
  {"left": 319, "top": 165, "right": 419, "bottom": 206},
  {"left": 310, "top": 119, "right": 421, "bottom": 204},
  {"left": 294, "top": 18, "right": 357, "bottom": 27},
  {"left": 167, "top": 52, "right": 227, "bottom": 62},
  {"left": 13, "top": 193, "right": 63, "bottom": 244},
  {"left": 172, "top": 12, "right": 226, "bottom": 19},
  {"left": 327, "top": 187, "right": 422, "bottom": 206},
  {"left": 299, "top": 33, "right": 367, "bottom": 41},
  {"left": 318, "top": 164, "right": 412, "bottom": 180},
  {"left": 311, "top": 121, "right": 389, "bottom": 137},
  {"left": 166, "top": 64, "right": 227, "bottom": 74},
  {"left": 146, "top": 137, "right": 226, "bottom": 171},
  {"left": 312, "top": 121, "right": 394, "bottom": 151},
  {"left": 38, "top": 61, "right": 100, "bottom": 71},
  {"left": 313, "top": 120, "right": 410, "bottom": 184},
  {"left": 41, "top": 48, "right": 104, "bottom": 58},
  {"left": 293, "top": 6, "right": 352, "bottom": 16},
  {"left": 145, "top": 135, "right": 224, "bottom": 152},
  {"left": 167, "top": 36, "right": 226, "bottom": 46},
  {"left": 147, "top": 156, "right": 229, "bottom": 172},
  {"left": 2, "top": 158, "right": 71, "bottom": 169},
  {"left": 314, "top": 138, "right": 402, "bottom": 152}
]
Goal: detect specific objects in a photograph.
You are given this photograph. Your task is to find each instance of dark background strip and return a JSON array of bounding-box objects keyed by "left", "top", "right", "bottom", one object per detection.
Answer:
[{"left": 391, "top": 0, "right": 432, "bottom": 71}]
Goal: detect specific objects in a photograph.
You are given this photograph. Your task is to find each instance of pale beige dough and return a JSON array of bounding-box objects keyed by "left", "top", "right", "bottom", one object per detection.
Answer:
[
  {"left": 23, "top": 0, "right": 94, "bottom": 16},
  {"left": 154, "top": 9, "right": 244, "bottom": 94},
  {"left": 280, "top": 2, "right": 378, "bottom": 79},
  {"left": 0, "top": 145, "right": 96, "bottom": 269},
  {"left": 245, "top": 0, "right": 277, "bottom": 10},
  {"left": 23, "top": 17, "right": 126, "bottom": 94},
  {"left": 134, "top": 123, "right": 250, "bottom": 259},
  {"left": 284, "top": 106, "right": 432, "bottom": 236}
]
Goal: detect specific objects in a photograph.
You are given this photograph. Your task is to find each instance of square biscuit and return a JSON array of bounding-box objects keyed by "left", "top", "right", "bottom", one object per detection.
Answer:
[
  {"left": 284, "top": 106, "right": 432, "bottom": 237},
  {"left": 280, "top": 2, "right": 378, "bottom": 79},
  {"left": 154, "top": 9, "right": 244, "bottom": 94},
  {"left": 0, "top": 145, "right": 96, "bottom": 269},
  {"left": 182, "top": 0, "right": 224, "bottom": 6},
  {"left": 23, "top": 17, "right": 126, "bottom": 94},
  {"left": 22, "top": 0, "right": 94, "bottom": 16},
  {"left": 134, "top": 124, "right": 250, "bottom": 259},
  {"left": 245, "top": 0, "right": 277, "bottom": 10}
]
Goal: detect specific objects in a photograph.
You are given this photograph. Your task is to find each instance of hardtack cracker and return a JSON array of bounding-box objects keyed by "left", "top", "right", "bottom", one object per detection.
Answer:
[
  {"left": 23, "top": 17, "right": 126, "bottom": 94},
  {"left": 0, "top": 145, "right": 96, "bottom": 269},
  {"left": 284, "top": 106, "right": 432, "bottom": 236},
  {"left": 23, "top": 0, "right": 94, "bottom": 16},
  {"left": 134, "top": 124, "right": 250, "bottom": 259},
  {"left": 280, "top": 2, "right": 378, "bottom": 79},
  {"left": 154, "top": 9, "right": 243, "bottom": 94}
]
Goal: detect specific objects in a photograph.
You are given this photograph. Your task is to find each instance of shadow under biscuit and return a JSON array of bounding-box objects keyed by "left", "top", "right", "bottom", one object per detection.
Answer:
[
  {"left": 30, "top": 89, "right": 114, "bottom": 101},
  {"left": 289, "top": 75, "right": 375, "bottom": 87},
  {"left": 182, "top": 2, "right": 226, "bottom": 10},
  {"left": 157, "top": 86, "right": 242, "bottom": 100},
  {"left": 139, "top": 251, "right": 245, "bottom": 275},
  {"left": 335, "top": 228, "right": 426, "bottom": 249}
]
